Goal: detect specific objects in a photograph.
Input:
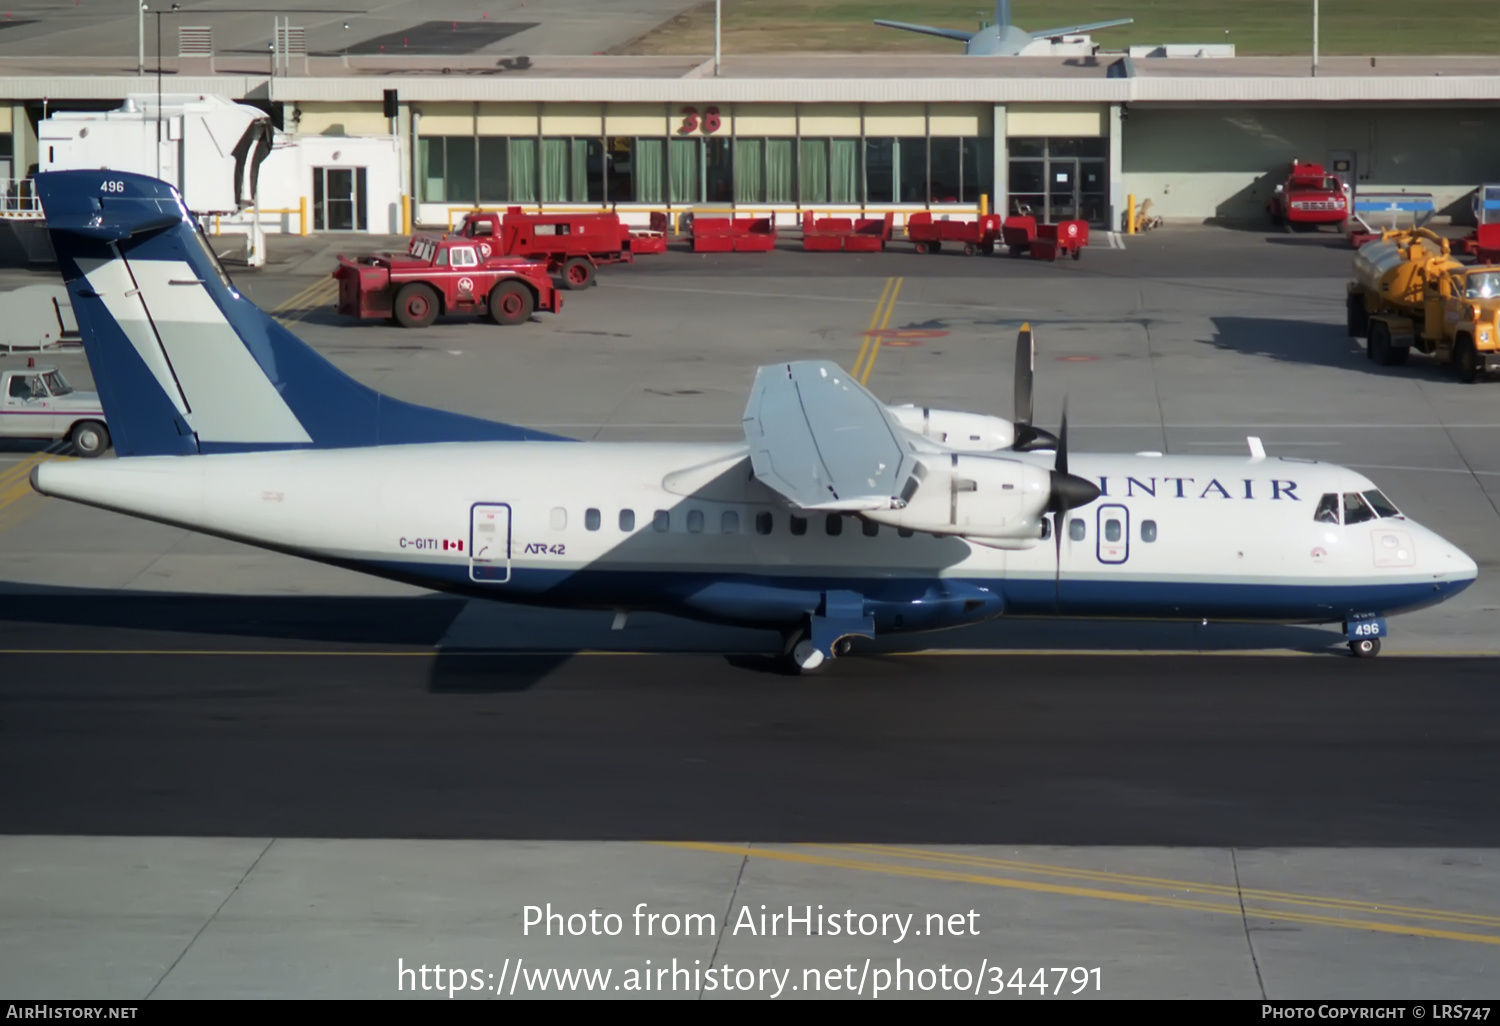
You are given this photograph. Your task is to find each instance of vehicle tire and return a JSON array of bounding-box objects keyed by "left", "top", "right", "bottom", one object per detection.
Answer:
[
  {"left": 1369, "top": 321, "right": 1391, "bottom": 365},
  {"left": 393, "top": 283, "right": 439, "bottom": 328},
  {"left": 1456, "top": 335, "right": 1479, "bottom": 383},
  {"left": 560, "top": 256, "right": 594, "bottom": 290},
  {"left": 929, "top": 241, "right": 942, "bottom": 253},
  {"left": 963, "top": 242, "right": 977, "bottom": 257},
  {"left": 981, "top": 242, "right": 995, "bottom": 255},
  {"left": 488, "top": 281, "right": 534, "bottom": 327},
  {"left": 1008, "top": 245, "right": 1023, "bottom": 258},
  {"left": 1071, "top": 247, "right": 1083, "bottom": 261},
  {"left": 1348, "top": 637, "right": 1381, "bottom": 658},
  {"left": 70, "top": 420, "right": 110, "bottom": 458},
  {"left": 1346, "top": 292, "right": 1368, "bottom": 338},
  {"left": 914, "top": 241, "right": 930, "bottom": 255},
  {"left": 1388, "top": 345, "right": 1409, "bottom": 366}
]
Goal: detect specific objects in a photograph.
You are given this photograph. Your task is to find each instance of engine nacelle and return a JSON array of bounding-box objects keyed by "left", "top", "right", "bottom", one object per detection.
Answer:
[
  {"left": 887, "top": 405, "right": 1016, "bottom": 451},
  {"left": 864, "top": 454, "right": 1051, "bottom": 538}
]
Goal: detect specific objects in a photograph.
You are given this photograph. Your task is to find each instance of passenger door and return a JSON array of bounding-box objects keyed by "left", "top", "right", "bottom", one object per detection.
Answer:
[
  {"left": 469, "top": 503, "right": 512, "bottom": 583},
  {"left": 1096, "top": 504, "right": 1129, "bottom": 565}
]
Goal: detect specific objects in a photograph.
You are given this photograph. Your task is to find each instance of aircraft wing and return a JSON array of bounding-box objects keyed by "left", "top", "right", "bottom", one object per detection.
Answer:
[
  {"left": 1030, "top": 17, "right": 1133, "bottom": 40},
  {"left": 872, "top": 19, "right": 976, "bottom": 44},
  {"left": 742, "top": 361, "right": 919, "bottom": 512}
]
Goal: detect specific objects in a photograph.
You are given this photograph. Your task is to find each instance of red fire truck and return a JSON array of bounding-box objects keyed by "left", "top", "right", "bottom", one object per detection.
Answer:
[
  {"left": 1268, "top": 161, "right": 1350, "bottom": 229},
  {"left": 333, "top": 234, "right": 562, "bottom": 329},
  {"left": 457, "top": 208, "right": 667, "bottom": 289}
]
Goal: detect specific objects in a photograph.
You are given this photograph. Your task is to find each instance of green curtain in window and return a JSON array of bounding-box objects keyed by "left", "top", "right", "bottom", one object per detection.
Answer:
[
  {"left": 542, "top": 138, "right": 569, "bottom": 203},
  {"left": 509, "top": 138, "right": 537, "bottom": 203},
  {"left": 799, "top": 139, "right": 828, "bottom": 205},
  {"left": 636, "top": 138, "right": 664, "bottom": 203},
  {"left": 734, "top": 139, "right": 763, "bottom": 203},
  {"left": 669, "top": 138, "right": 699, "bottom": 204},
  {"left": 417, "top": 137, "right": 444, "bottom": 203},
  {"left": 478, "top": 137, "right": 508, "bottom": 203},
  {"left": 766, "top": 139, "right": 794, "bottom": 203},
  {"left": 830, "top": 139, "right": 859, "bottom": 204},
  {"left": 571, "top": 139, "right": 589, "bottom": 201},
  {"left": 445, "top": 137, "right": 477, "bottom": 205}
]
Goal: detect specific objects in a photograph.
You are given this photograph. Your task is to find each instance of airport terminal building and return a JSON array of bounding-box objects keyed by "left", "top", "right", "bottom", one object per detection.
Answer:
[{"left": 2, "top": 52, "right": 1498, "bottom": 233}]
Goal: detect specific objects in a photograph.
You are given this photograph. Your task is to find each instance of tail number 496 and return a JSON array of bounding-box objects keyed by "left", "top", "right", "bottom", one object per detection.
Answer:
[{"left": 101, "top": 180, "right": 126, "bottom": 193}]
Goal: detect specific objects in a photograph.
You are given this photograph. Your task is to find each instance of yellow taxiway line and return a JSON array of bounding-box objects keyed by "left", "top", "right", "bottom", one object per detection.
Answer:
[
  {"left": 662, "top": 842, "right": 1500, "bottom": 947},
  {"left": 850, "top": 277, "right": 902, "bottom": 386}
]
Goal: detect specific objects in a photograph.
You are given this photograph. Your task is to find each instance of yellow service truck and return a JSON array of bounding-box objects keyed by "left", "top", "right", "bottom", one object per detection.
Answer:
[{"left": 1346, "top": 228, "right": 1500, "bottom": 382}]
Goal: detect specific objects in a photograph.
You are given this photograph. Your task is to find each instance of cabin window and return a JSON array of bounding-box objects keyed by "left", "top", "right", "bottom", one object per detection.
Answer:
[
  {"left": 549, "top": 507, "right": 567, "bottom": 531},
  {"left": 585, "top": 508, "right": 601, "bottom": 531},
  {"left": 722, "top": 511, "right": 740, "bottom": 534},
  {"left": 1068, "top": 518, "right": 1086, "bottom": 542},
  {"left": 898, "top": 527, "right": 915, "bottom": 538},
  {"left": 1314, "top": 493, "right": 1340, "bottom": 524},
  {"left": 1342, "top": 492, "right": 1376, "bottom": 525},
  {"left": 687, "top": 509, "right": 705, "bottom": 533},
  {"left": 1363, "top": 490, "right": 1402, "bottom": 519},
  {"left": 790, "top": 516, "right": 808, "bottom": 536},
  {"left": 653, "top": 510, "right": 670, "bottom": 533},
  {"left": 1104, "top": 518, "right": 1122, "bottom": 543},
  {"left": 755, "top": 511, "right": 773, "bottom": 535},
  {"left": 825, "top": 514, "right": 843, "bottom": 536},
  {"left": 862, "top": 519, "right": 879, "bottom": 537},
  {"left": 619, "top": 509, "right": 636, "bottom": 532},
  {"left": 1141, "top": 520, "right": 1157, "bottom": 543}
]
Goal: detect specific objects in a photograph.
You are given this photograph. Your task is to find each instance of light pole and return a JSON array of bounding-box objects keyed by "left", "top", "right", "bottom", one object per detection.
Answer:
[
  {"left": 1312, "top": 0, "right": 1319, "bottom": 77},
  {"left": 154, "top": 4, "right": 181, "bottom": 179},
  {"left": 714, "top": 0, "right": 721, "bottom": 77},
  {"left": 138, "top": 2, "right": 146, "bottom": 76}
]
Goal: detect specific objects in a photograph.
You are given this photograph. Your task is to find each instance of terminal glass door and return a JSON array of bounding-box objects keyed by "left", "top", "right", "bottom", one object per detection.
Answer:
[
  {"left": 312, "top": 166, "right": 368, "bottom": 232},
  {"left": 1008, "top": 138, "right": 1108, "bottom": 227}
]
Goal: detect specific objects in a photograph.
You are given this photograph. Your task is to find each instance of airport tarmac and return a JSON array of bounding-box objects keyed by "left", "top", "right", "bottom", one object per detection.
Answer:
[{"left": 3, "top": 226, "right": 1500, "bottom": 998}]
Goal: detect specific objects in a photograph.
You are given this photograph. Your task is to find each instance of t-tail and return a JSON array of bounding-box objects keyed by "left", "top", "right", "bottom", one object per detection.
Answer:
[{"left": 35, "top": 170, "right": 566, "bottom": 457}]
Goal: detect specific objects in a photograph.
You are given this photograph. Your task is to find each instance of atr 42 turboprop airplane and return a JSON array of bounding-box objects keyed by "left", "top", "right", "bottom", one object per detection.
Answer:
[
  {"left": 876, "top": 1, "right": 1133, "bottom": 56},
  {"left": 29, "top": 171, "right": 1477, "bottom": 671}
]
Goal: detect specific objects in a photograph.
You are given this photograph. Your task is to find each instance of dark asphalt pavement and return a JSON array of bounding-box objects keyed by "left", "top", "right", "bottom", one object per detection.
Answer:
[{"left": 2, "top": 597, "right": 1497, "bottom": 846}]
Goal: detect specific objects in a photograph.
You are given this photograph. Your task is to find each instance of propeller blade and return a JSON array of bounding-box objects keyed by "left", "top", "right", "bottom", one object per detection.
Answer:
[
  {"left": 1055, "top": 401, "right": 1070, "bottom": 477},
  {"left": 1014, "top": 323, "right": 1034, "bottom": 428},
  {"left": 1053, "top": 508, "right": 1064, "bottom": 613},
  {"left": 1012, "top": 425, "right": 1058, "bottom": 452}
]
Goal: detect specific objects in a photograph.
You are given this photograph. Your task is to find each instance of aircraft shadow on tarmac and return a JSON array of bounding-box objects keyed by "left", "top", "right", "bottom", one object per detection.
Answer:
[{"left": 1203, "top": 315, "right": 1466, "bottom": 380}]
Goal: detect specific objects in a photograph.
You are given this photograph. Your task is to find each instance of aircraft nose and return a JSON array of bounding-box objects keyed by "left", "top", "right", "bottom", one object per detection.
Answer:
[{"left": 1422, "top": 525, "right": 1478, "bottom": 581}]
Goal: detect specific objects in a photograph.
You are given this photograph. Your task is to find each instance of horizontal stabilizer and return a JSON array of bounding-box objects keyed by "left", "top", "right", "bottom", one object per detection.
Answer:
[
  {"left": 742, "top": 361, "right": 919, "bottom": 511},
  {"left": 872, "top": 19, "right": 976, "bottom": 43},
  {"left": 1030, "top": 17, "right": 1133, "bottom": 40}
]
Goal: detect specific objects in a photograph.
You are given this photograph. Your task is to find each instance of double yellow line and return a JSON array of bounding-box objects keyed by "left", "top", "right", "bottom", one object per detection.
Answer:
[
  {"left": 0, "top": 449, "right": 67, "bottom": 532},
  {"left": 664, "top": 842, "right": 1500, "bottom": 948},
  {"left": 850, "top": 276, "right": 903, "bottom": 386},
  {"left": 273, "top": 275, "right": 338, "bottom": 328}
]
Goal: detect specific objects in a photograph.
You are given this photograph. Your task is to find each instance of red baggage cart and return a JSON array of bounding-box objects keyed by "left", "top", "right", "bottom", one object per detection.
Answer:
[
  {"left": 904, "top": 211, "right": 1002, "bottom": 255},
  {"left": 801, "top": 212, "right": 893, "bottom": 253},
  {"left": 689, "top": 216, "right": 777, "bottom": 253}
]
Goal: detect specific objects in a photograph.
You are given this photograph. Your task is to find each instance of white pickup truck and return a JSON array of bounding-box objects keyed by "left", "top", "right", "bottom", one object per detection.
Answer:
[{"left": 0, "top": 366, "right": 110, "bottom": 456}]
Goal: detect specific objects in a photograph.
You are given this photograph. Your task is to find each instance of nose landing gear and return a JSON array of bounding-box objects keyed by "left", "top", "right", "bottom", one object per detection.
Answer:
[
  {"left": 1344, "top": 616, "right": 1386, "bottom": 658},
  {"left": 1349, "top": 637, "right": 1381, "bottom": 658}
]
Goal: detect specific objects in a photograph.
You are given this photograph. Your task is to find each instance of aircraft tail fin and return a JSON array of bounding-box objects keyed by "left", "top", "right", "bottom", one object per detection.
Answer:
[{"left": 35, "top": 170, "right": 565, "bottom": 457}]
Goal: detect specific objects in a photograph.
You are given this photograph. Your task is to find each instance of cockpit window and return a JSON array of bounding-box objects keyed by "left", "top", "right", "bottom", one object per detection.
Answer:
[
  {"left": 1362, "top": 489, "right": 1402, "bottom": 519},
  {"left": 1314, "top": 493, "right": 1340, "bottom": 524},
  {"left": 1342, "top": 492, "right": 1376, "bottom": 525}
]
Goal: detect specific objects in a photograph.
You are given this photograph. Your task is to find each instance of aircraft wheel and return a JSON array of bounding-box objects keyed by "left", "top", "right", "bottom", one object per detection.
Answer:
[
  {"left": 70, "top": 420, "right": 110, "bottom": 458},
  {"left": 791, "top": 640, "right": 826, "bottom": 674},
  {"left": 1348, "top": 637, "right": 1381, "bottom": 658},
  {"left": 1456, "top": 336, "right": 1479, "bottom": 383},
  {"left": 560, "top": 257, "right": 594, "bottom": 290},
  {"left": 488, "top": 281, "right": 535, "bottom": 327},
  {"left": 394, "top": 283, "right": 439, "bottom": 328}
]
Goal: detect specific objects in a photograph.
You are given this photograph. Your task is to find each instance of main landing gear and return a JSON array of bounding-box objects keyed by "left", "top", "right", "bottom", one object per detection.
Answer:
[{"left": 783, "top": 594, "right": 874, "bottom": 674}]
